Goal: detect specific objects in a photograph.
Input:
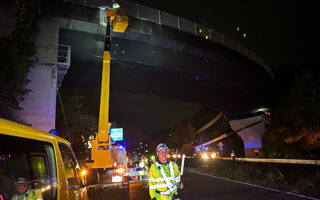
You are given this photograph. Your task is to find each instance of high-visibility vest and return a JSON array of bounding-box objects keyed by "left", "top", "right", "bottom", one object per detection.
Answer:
[
  {"left": 11, "top": 189, "right": 43, "bottom": 200},
  {"left": 144, "top": 159, "right": 149, "bottom": 169},
  {"left": 149, "top": 161, "right": 180, "bottom": 200}
]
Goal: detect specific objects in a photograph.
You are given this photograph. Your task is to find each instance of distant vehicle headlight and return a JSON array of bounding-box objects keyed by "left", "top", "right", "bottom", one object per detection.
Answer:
[{"left": 202, "top": 153, "right": 208, "bottom": 159}]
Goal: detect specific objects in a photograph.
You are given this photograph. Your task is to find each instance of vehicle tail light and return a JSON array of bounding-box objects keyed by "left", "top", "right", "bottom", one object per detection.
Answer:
[{"left": 115, "top": 167, "right": 125, "bottom": 174}]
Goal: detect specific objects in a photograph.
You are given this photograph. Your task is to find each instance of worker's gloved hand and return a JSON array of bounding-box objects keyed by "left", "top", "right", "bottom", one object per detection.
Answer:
[{"left": 178, "top": 181, "right": 184, "bottom": 189}]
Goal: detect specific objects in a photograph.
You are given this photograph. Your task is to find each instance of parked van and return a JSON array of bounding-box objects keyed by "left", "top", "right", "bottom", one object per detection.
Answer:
[{"left": 0, "top": 118, "right": 88, "bottom": 200}]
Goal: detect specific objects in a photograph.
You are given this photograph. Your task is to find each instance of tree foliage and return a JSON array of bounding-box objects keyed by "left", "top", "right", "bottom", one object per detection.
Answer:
[
  {"left": 56, "top": 91, "right": 98, "bottom": 159},
  {"left": 262, "top": 65, "right": 320, "bottom": 159},
  {"left": 167, "top": 119, "right": 197, "bottom": 151},
  {"left": 0, "top": 0, "right": 38, "bottom": 113}
]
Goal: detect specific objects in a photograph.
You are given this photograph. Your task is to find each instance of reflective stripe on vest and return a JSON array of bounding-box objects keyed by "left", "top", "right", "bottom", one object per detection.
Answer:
[
  {"left": 154, "top": 161, "right": 177, "bottom": 194},
  {"left": 149, "top": 176, "right": 180, "bottom": 182}
]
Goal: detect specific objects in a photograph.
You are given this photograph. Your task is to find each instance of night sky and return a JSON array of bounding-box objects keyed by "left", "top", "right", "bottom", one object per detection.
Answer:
[{"left": 128, "top": 0, "right": 316, "bottom": 69}]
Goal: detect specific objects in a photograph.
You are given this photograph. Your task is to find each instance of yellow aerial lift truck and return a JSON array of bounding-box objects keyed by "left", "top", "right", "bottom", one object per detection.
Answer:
[{"left": 84, "top": 3, "right": 129, "bottom": 193}]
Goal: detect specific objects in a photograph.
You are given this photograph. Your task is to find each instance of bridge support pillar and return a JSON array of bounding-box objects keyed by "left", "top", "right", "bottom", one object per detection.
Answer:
[
  {"left": 13, "top": 19, "right": 62, "bottom": 132},
  {"left": 14, "top": 64, "right": 58, "bottom": 132},
  {"left": 229, "top": 116, "right": 265, "bottom": 158}
]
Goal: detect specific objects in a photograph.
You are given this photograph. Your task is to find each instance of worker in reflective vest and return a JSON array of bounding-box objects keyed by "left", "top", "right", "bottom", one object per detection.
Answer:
[
  {"left": 231, "top": 150, "right": 235, "bottom": 160},
  {"left": 139, "top": 155, "right": 149, "bottom": 180},
  {"left": 11, "top": 177, "right": 43, "bottom": 200},
  {"left": 149, "top": 143, "right": 181, "bottom": 200},
  {"left": 140, "top": 155, "right": 149, "bottom": 171}
]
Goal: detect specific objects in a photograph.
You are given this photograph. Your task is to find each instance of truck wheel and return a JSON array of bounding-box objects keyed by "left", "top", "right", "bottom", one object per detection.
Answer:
[{"left": 87, "top": 169, "right": 99, "bottom": 185}]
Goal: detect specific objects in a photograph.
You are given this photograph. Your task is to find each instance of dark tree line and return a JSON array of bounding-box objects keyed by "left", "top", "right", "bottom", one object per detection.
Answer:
[{"left": 262, "top": 64, "right": 320, "bottom": 159}]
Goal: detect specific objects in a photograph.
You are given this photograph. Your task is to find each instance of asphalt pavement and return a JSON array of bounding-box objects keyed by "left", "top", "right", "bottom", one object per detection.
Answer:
[
  {"left": 180, "top": 170, "right": 314, "bottom": 200},
  {"left": 88, "top": 170, "right": 316, "bottom": 200}
]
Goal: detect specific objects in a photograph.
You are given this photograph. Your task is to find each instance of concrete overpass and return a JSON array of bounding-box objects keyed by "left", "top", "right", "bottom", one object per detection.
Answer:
[{"left": 40, "top": 0, "right": 274, "bottom": 116}]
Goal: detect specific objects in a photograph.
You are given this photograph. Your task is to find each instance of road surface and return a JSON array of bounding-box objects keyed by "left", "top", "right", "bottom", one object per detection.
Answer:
[
  {"left": 88, "top": 170, "right": 314, "bottom": 200},
  {"left": 179, "top": 170, "right": 311, "bottom": 200}
]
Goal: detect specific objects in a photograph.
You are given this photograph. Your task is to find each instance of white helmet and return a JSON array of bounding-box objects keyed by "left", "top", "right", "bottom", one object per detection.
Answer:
[
  {"left": 156, "top": 143, "right": 168, "bottom": 152},
  {"left": 15, "top": 177, "right": 27, "bottom": 185}
]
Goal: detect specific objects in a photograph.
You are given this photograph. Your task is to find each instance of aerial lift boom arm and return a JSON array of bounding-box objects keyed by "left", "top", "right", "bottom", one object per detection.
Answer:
[
  {"left": 98, "top": 15, "right": 111, "bottom": 134},
  {"left": 87, "top": 7, "right": 128, "bottom": 169}
]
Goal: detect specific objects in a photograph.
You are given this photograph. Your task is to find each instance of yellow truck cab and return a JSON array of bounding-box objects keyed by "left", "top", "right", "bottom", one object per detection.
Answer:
[{"left": 0, "top": 118, "right": 88, "bottom": 200}]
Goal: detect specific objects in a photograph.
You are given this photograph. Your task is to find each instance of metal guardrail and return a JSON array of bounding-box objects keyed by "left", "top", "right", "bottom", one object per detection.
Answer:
[
  {"left": 58, "top": 44, "right": 71, "bottom": 66},
  {"left": 35, "top": 42, "right": 71, "bottom": 66},
  {"left": 35, "top": 42, "right": 71, "bottom": 88},
  {"left": 64, "top": 0, "right": 274, "bottom": 79},
  {"left": 219, "top": 157, "right": 320, "bottom": 165},
  {"left": 178, "top": 156, "right": 320, "bottom": 165}
]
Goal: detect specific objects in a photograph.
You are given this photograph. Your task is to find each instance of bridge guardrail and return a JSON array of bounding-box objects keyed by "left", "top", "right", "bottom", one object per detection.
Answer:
[{"left": 65, "top": 0, "right": 274, "bottom": 79}]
